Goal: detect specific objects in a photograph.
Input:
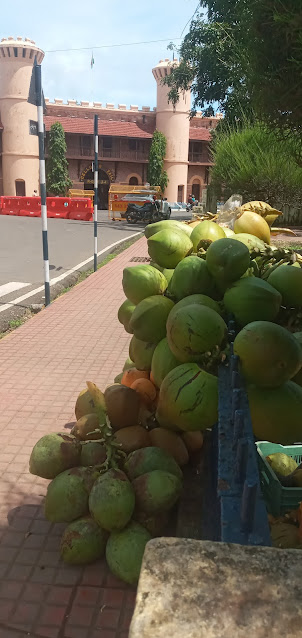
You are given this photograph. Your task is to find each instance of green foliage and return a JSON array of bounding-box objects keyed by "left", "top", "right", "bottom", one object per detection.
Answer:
[
  {"left": 46, "top": 122, "right": 72, "bottom": 196},
  {"left": 210, "top": 122, "right": 302, "bottom": 209},
  {"left": 165, "top": 1, "right": 302, "bottom": 131},
  {"left": 147, "top": 130, "right": 168, "bottom": 193}
]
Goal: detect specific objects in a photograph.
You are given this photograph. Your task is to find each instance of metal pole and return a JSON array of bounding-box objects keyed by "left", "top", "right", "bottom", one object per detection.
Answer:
[
  {"left": 35, "top": 62, "right": 50, "bottom": 306},
  {"left": 93, "top": 115, "right": 98, "bottom": 272}
]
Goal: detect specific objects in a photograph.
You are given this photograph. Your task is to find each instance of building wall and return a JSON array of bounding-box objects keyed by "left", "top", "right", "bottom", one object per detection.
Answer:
[
  {"left": 0, "top": 154, "right": 3, "bottom": 196},
  {"left": 188, "top": 165, "right": 207, "bottom": 185},
  {"left": 0, "top": 38, "right": 44, "bottom": 196}
]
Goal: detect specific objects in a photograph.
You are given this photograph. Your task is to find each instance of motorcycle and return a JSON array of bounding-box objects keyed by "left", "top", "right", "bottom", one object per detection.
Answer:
[{"left": 125, "top": 199, "right": 170, "bottom": 224}]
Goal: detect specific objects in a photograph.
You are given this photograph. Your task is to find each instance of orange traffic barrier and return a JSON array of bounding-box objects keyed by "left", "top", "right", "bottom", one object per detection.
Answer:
[
  {"left": 0, "top": 196, "right": 92, "bottom": 220},
  {"left": 0, "top": 197, "right": 22, "bottom": 215},
  {"left": 46, "top": 197, "right": 70, "bottom": 218},
  {"left": 68, "top": 211, "right": 93, "bottom": 221}
]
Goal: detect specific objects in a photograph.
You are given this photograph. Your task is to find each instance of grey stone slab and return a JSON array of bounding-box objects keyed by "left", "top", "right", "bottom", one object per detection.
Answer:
[{"left": 130, "top": 537, "right": 302, "bottom": 638}]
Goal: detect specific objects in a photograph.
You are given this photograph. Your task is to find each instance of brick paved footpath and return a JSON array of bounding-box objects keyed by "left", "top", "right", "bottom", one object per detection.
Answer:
[{"left": 0, "top": 236, "right": 150, "bottom": 638}]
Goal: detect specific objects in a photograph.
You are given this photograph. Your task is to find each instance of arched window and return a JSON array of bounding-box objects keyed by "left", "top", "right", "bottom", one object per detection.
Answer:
[
  {"left": 129, "top": 176, "right": 138, "bottom": 185},
  {"left": 15, "top": 179, "right": 25, "bottom": 196}
]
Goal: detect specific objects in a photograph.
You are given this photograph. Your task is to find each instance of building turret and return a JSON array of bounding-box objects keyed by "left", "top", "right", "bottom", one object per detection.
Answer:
[
  {"left": 0, "top": 36, "right": 44, "bottom": 196},
  {"left": 152, "top": 58, "right": 190, "bottom": 202}
]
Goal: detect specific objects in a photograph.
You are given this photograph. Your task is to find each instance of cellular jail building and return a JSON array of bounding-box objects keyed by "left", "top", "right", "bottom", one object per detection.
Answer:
[{"left": 0, "top": 36, "right": 222, "bottom": 208}]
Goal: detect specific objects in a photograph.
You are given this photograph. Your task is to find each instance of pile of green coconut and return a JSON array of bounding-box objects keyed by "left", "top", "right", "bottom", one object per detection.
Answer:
[
  {"left": 29, "top": 209, "right": 302, "bottom": 581},
  {"left": 29, "top": 381, "right": 183, "bottom": 585}
]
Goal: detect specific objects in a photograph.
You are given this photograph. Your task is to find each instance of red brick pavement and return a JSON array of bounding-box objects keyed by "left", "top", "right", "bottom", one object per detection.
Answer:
[{"left": 0, "top": 236, "right": 149, "bottom": 638}]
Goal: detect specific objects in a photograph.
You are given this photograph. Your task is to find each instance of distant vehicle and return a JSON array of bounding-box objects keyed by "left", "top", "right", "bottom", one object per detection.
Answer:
[
  {"left": 170, "top": 202, "right": 192, "bottom": 214},
  {"left": 121, "top": 194, "right": 154, "bottom": 203},
  {"left": 169, "top": 202, "right": 182, "bottom": 214},
  {"left": 126, "top": 199, "right": 170, "bottom": 224}
]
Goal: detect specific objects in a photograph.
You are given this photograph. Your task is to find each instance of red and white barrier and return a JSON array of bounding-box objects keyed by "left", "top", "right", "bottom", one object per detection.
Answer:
[{"left": 0, "top": 196, "right": 93, "bottom": 220}]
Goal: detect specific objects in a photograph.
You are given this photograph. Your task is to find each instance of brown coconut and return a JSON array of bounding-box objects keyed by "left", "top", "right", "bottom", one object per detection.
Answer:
[
  {"left": 75, "top": 388, "right": 106, "bottom": 421},
  {"left": 182, "top": 431, "right": 204, "bottom": 455},
  {"left": 104, "top": 384, "right": 140, "bottom": 430},
  {"left": 71, "top": 414, "right": 101, "bottom": 441},
  {"left": 114, "top": 425, "right": 151, "bottom": 454},
  {"left": 149, "top": 428, "right": 189, "bottom": 466}
]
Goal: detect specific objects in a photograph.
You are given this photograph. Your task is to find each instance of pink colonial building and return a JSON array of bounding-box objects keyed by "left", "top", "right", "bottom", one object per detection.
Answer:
[{"left": 0, "top": 37, "right": 222, "bottom": 207}]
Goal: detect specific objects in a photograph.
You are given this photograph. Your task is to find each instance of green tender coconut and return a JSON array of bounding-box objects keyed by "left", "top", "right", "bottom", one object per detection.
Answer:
[
  {"left": 134, "top": 510, "right": 170, "bottom": 537},
  {"left": 123, "top": 357, "right": 134, "bottom": 372},
  {"left": 206, "top": 238, "right": 250, "bottom": 285},
  {"left": 224, "top": 277, "right": 281, "bottom": 326},
  {"left": 151, "top": 337, "right": 181, "bottom": 388},
  {"left": 147, "top": 229, "right": 193, "bottom": 269},
  {"left": 89, "top": 468, "right": 135, "bottom": 531},
  {"left": 232, "top": 233, "right": 266, "bottom": 253},
  {"left": 191, "top": 220, "right": 226, "bottom": 251},
  {"left": 117, "top": 299, "right": 136, "bottom": 333},
  {"left": 122, "top": 264, "right": 167, "bottom": 305},
  {"left": 248, "top": 381, "right": 302, "bottom": 444},
  {"left": 293, "top": 332, "right": 302, "bottom": 386},
  {"left": 29, "top": 433, "right": 81, "bottom": 479},
  {"left": 124, "top": 446, "right": 183, "bottom": 481},
  {"left": 156, "top": 363, "right": 218, "bottom": 432},
  {"left": 267, "top": 264, "right": 302, "bottom": 308},
  {"left": 222, "top": 227, "right": 235, "bottom": 238},
  {"left": 166, "top": 304, "right": 227, "bottom": 362},
  {"left": 132, "top": 469, "right": 182, "bottom": 514},
  {"left": 162, "top": 268, "right": 174, "bottom": 284},
  {"left": 45, "top": 467, "right": 97, "bottom": 523},
  {"left": 60, "top": 516, "right": 107, "bottom": 565},
  {"left": 129, "top": 335, "right": 157, "bottom": 371},
  {"left": 129, "top": 295, "right": 174, "bottom": 343},
  {"left": 80, "top": 441, "right": 107, "bottom": 467},
  {"left": 145, "top": 220, "right": 192, "bottom": 239},
  {"left": 168, "top": 256, "right": 214, "bottom": 301},
  {"left": 106, "top": 521, "right": 151, "bottom": 585},
  {"left": 234, "top": 321, "right": 302, "bottom": 388},
  {"left": 172, "top": 294, "right": 222, "bottom": 316}
]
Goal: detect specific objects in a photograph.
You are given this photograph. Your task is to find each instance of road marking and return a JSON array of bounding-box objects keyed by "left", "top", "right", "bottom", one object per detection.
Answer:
[
  {"left": 0, "top": 282, "right": 30, "bottom": 298},
  {"left": 0, "top": 232, "right": 141, "bottom": 314}
]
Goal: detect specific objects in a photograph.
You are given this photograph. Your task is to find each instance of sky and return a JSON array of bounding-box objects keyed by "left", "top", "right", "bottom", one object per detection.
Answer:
[{"left": 3, "top": 0, "right": 200, "bottom": 108}]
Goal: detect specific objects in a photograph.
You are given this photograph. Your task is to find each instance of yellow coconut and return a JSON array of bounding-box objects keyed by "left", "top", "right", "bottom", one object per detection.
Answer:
[
  {"left": 187, "top": 221, "right": 202, "bottom": 228},
  {"left": 234, "top": 211, "right": 271, "bottom": 244}
]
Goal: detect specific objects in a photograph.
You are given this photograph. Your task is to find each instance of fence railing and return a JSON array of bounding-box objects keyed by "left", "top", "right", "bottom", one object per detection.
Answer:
[
  {"left": 189, "top": 151, "right": 212, "bottom": 163},
  {"left": 49, "top": 146, "right": 150, "bottom": 162}
]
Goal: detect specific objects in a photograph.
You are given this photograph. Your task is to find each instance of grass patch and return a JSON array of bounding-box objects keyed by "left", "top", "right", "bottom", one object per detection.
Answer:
[
  {"left": 272, "top": 241, "right": 302, "bottom": 250},
  {"left": 0, "top": 310, "right": 34, "bottom": 340}
]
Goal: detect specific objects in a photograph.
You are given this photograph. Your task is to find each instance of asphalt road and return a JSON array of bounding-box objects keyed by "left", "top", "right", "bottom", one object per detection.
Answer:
[{"left": 0, "top": 209, "right": 189, "bottom": 329}]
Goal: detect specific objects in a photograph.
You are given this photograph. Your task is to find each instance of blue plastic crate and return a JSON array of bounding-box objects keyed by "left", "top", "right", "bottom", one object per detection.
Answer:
[{"left": 216, "top": 319, "right": 271, "bottom": 546}]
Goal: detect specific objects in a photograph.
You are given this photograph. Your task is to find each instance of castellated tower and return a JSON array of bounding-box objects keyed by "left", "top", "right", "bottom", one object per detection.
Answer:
[
  {"left": 0, "top": 37, "right": 44, "bottom": 196},
  {"left": 152, "top": 58, "right": 190, "bottom": 203}
]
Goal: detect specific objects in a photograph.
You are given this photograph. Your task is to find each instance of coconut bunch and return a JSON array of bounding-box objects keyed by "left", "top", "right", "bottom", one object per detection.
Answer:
[
  {"left": 116, "top": 215, "right": 302, "bottom": 448},
  {"left": 28, "top": 381, "right": 186, "bottom": 583},
  {"left": 117, "top": 219, "right": 231, "bottom": 434}
]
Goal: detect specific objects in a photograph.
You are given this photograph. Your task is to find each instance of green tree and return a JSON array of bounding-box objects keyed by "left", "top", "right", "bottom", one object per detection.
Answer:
[
  {"left": 147, "top": 130, "right": 168, "bottom": 193},
  {"left": 210, "top": 121, "right": 302, "bottom": 209},
  {"left": 46, "top": 122, "right": 72, "bottom": 195},
  {"left": 165, "top": 1, "right": 302, "bottom": 131}
]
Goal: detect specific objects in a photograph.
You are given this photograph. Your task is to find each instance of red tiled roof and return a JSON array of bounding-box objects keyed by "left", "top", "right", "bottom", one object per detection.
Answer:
[
  {"left": 189, "top": 127, "right": 211, "bottom": 141},
  {"left": 44, "top": 115, "right": 211, "bottom": 142},
  {"left": 44, "top": 116, "right": 154, "bottom": 138}
]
